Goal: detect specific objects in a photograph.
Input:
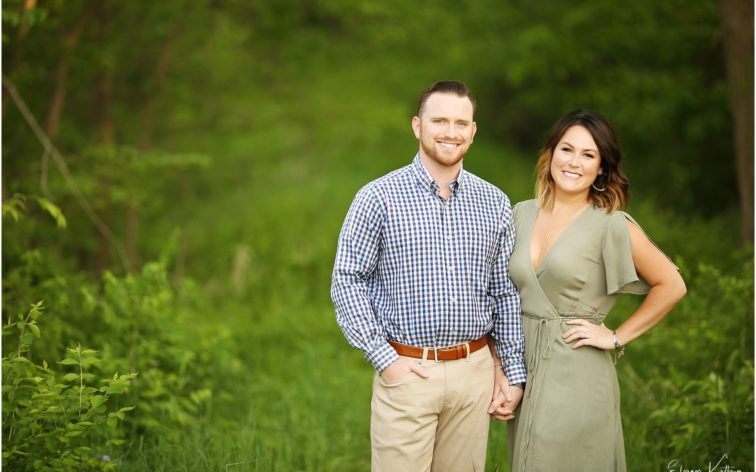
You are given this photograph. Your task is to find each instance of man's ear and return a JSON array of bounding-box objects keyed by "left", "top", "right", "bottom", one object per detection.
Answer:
[
  {"left": 471, "top": 121, "right": 477, "bottom": 142},
  {"left": 412, "top": 116, "right": 421, "bottom": 139}
]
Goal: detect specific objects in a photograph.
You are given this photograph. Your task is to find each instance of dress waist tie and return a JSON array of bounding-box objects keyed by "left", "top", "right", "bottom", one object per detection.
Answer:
[
  {"left": 525, "top": 317, "right": 552, "bottom": 399},
  {"left": 521, "top": 312, "right": 605, "bottom": 400},
  {"left": 518, "top": 312, "right": 604, "bottom": 469}
]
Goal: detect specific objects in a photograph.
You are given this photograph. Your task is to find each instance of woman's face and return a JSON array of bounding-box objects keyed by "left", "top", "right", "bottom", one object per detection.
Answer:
[{"left": 550, "top": 125, "right": 602, "bottom": 198}]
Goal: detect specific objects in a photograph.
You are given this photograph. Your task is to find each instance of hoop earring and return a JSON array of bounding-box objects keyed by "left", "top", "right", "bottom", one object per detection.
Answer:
[{"left": 592, "top": 174, "right": 607, "bottom": 192}]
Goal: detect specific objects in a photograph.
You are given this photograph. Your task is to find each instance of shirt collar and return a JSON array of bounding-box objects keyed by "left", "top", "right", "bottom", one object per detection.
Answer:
[{"left": 411, "top": 154, "right": 466, "bottom": 198}]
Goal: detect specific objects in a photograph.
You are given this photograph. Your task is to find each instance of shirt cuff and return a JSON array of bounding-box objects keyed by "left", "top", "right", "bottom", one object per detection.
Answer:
[
  {"left": 365, "top": 341, "right": 399, "bottom": 373},
  {"left": 503, "top": 355, "right": 527, "bottom": 385}
]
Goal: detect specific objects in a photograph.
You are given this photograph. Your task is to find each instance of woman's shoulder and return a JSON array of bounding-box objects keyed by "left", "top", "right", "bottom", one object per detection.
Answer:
[
  {"left": 604, "top": 208, "right": 642, "bottom": 231},
  {"left": 587, "top": 206, "right": 647, "bottom": 247},
  {"left": 512, "top": 199, "right": 537, "bottom": 222},
  {"left": 588, "top": 204, "right": 632, "bottom": 224},
  {"left": 513, "top": 199, "right": 537, "bottom": 213}
]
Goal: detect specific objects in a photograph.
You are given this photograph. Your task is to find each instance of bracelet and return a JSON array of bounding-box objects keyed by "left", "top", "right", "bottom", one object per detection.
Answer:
[{"left": 613, "top": 330, "right": 625, "bottom": 365}]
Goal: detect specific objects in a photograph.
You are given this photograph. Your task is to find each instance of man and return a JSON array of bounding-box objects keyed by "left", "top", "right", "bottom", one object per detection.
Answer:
[{"left": 331, "top": 80, "right": 525, "bottom": 471}]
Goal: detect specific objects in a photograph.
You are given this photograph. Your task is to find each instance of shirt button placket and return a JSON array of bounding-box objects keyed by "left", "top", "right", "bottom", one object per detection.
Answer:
[{"left": 443, "top": 197, "right": 455, "bottom": 347}]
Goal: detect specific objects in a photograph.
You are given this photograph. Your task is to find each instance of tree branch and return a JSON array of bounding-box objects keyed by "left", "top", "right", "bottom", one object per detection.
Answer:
[{"left": 3, "top": 76, "right": 132, "bottom": 272}]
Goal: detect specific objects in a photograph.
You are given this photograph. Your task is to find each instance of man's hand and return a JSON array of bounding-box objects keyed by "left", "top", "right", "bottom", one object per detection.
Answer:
[
  {"left": 379, "top": 357, "right": 429, "bottom": 383},
  {"left": 487, "top": 369, "right": 523, "bottom": 421}
]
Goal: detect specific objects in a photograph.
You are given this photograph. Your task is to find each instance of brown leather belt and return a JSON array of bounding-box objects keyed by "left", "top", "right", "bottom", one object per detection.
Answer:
[{"left": 389, "top": 335, "right": 488, "bottom": 361}]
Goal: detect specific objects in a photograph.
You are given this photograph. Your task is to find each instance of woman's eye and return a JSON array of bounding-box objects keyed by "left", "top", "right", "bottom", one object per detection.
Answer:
[{"left": 561, "top": 147, "right": 571, "bottom": 152}]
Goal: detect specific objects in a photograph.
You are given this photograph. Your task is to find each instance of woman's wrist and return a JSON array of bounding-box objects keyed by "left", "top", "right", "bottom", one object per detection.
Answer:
[{"left": 612, "top": 330, "right": 625, "bottom": 364}]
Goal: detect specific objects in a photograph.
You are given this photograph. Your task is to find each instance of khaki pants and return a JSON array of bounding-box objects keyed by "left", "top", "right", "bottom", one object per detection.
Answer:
[{"left": 371, "top": 346, "right": 495, "bottom": 472}]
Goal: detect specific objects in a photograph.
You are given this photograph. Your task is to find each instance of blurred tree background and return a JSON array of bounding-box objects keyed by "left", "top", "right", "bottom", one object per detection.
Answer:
[{"left": 2, "top": 0, "right": 753, "bottom": 470}]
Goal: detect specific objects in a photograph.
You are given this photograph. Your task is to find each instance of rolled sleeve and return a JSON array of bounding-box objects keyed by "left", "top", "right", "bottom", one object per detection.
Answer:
[{"left": 365, "top": 342, "right": 400, "bottom": 373}]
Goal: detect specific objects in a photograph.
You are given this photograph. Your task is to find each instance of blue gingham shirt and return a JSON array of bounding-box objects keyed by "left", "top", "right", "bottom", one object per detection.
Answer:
[{"left": 331, "top": 155, "right": 526, "bottom": 384}]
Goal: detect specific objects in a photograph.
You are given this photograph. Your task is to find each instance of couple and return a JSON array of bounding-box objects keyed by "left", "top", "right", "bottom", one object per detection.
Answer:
[{"left": 331, "top": 81, "right": 686, "bottom": 471}]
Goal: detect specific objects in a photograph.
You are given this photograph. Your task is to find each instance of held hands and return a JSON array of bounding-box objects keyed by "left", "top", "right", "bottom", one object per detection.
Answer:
[
  {"left": 379, "top": 357, "right": 429, "bottom": 383},
  {"left": 487, "top": 369, "right": 523, "bottom": 421},
  {"left": 563, "top": 319, "right": 615, "bottom": 350}
]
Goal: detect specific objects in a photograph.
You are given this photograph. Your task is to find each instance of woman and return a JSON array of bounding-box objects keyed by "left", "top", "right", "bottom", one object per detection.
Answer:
[{"left": 492, "top": 109, "right": 686, "bottom": 471}]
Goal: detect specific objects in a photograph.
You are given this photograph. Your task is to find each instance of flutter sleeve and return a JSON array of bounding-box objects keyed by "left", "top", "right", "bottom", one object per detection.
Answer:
[{"left": 602, "top": 211, "right": 651, "bottom": 295}]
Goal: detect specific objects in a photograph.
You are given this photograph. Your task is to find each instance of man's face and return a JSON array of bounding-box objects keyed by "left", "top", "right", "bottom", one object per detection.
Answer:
[{"left": 412, "top": 92, "right": 477, "bottom": 169}]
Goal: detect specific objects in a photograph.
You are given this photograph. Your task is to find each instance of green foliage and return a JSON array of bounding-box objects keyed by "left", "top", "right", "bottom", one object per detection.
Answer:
[
  {"left": 34, "top": 197, "right": 67, "bottom": 229},
  {"left": 2, "top": 247, "right": 246, "bottom": 467},
  {"left": 619, "top": 256, "right": 754, "bottom": 469},
  {"left": 645, "top": 362, "right": 753, "bottom": 466},
  {"left": 1, "top": 193, "right": 66, "bottom": 228},
  {"left": 92, "top": 262, "right": 232, "bottom": 441},
  {"left": 2, "top": 303, "right": 136, "bottom": 471},
  {"left": 2, "top": 0, "right": 752, "bottom": 470},
  {"left": 2, "top": 0, "right": 50, "bottom": 42},
  {"left": 2, "top": 193, "right": 27, "bottom": 222}
]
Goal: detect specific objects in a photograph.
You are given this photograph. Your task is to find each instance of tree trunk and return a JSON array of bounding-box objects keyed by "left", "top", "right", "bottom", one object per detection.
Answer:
[
  {"left": 44, "top": 0, "right": 95, "bottom": 138},
  {"left": 127, "top": 7, "right": 189, "bottom": 269},
  {"left": 137, "top": 8, "right": 187, "bottom": 150},
  {"left": 41, "top": 0, "right": 95, "bottom": 200},
  {"left": 16, "top": 0, "right": 38, "bottom": 40},
  {"left": 94, "top": 2, "right": 116, "bottom": 272},
  {"left": 720, "top": 0, "right": 754, "bottom": 243},
  {"left": 3, "top": 0, "right": 40, "bottom": 114}
]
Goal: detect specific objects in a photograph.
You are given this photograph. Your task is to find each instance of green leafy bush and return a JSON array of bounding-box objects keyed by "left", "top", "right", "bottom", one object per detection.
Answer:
[
  {"left": 621, "top": 257, "right": 754, "bottom": 469},
  {"left": 2, "top": 302, "right": 136, "bottom": 471}
]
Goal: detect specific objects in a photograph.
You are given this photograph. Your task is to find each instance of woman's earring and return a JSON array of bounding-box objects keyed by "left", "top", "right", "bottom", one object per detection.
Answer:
[{"left": 592, "top": 174, "right": 607, "bottom": 192}]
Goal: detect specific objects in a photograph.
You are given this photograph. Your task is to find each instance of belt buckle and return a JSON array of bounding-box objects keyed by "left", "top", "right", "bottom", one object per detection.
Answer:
[{"left": 432, "top": 346, "right": 442, "bottom": 363}]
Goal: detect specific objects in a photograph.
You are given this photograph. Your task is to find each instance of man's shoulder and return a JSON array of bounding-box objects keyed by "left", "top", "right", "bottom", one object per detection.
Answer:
[
  {"left": 356, "top": 164, "right": 413, "bottom": 197},
  {"left": 463, "top": 170, "right": 511, "bottom": 206}
]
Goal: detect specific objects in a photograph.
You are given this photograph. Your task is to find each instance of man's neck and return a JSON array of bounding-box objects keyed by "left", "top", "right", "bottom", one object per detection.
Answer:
[{"left": 419, "top": 153, "right": 462, "bottom": 200}]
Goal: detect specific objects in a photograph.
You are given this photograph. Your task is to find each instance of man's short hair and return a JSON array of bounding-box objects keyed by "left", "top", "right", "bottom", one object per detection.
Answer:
[{"left": 417, "top": 81, "right": 477, "bottom": 117}]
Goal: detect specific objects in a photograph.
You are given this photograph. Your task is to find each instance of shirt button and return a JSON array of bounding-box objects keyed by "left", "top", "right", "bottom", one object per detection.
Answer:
[
  {"left": 446, "top": 235, "right": 452, "bottom": 241},
  {"left": 450, "top": 296, "right": 457, "bottom": 304},
  {"left": 448, "top": 265, "right": 454, "bottom": 272}
]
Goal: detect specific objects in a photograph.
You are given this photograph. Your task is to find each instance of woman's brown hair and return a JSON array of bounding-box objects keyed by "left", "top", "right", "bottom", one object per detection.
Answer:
[{"left": 535, "top": 109, "right": 630, "bottom": 212}]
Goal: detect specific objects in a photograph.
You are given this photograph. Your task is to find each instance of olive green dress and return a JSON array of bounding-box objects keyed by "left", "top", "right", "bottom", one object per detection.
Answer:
[{"left": 508, "top": 200, "right": 650, "bottom": 472}]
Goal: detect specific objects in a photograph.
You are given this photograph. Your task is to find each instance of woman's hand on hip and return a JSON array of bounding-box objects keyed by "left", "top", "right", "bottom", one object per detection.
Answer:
[{"left": 563, "top": 319, "right": 614, "bottom": 350}]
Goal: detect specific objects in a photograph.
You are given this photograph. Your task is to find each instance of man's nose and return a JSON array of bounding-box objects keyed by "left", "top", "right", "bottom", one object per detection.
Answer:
[{"left": 442, "top": 123, "right": 459, "bottom": 137}]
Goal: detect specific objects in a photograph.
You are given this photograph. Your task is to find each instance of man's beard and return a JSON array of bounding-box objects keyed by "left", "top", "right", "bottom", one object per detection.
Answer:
[{"left": 420, "top": 139, "right": 467, "bottom": 168}]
